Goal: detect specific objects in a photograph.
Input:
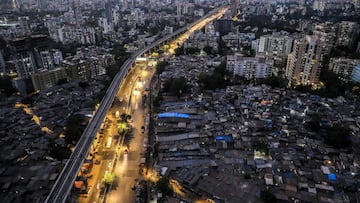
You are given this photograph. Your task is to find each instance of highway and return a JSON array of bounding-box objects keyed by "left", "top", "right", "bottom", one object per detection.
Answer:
[{"left": 44, "top": 6, "right": 228, "bottom": 203}]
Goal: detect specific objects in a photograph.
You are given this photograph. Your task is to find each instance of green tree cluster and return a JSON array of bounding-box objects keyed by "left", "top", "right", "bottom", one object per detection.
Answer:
[
  {"left": 109, "top": 43, "right": 131, "bottom": 79},
  {"left": 174, "top": 46, "right": 201, "bottom": 56},
  {"left": 295, "top": 69, "right": 357, "bottom": 98},
  {"left": 203, "top": 45, "right": 213, "bottom": 55},
  {"left": 117, "top": 113, "right": 131, "bottom": 134},
  {"left": 307, "top": 113, "right": 321, "bottom": 132},
  {"left": 156, "top": 177, "right": 173, "bottom": 196},
  {"left": 78, "top": 81, "right": 90, "bottom": 89},
  {"left": 162, "top": 77, "right": 189, "bottom": 97},
  {"left": 65, "top": 114, "right": 87, "bottom": 145},
  {"left": 56, "top": 78, "right": 68, "bottom": 85},
  {"left": 49, "top": 142, "right": 71, "bottom": 161},
  {"left": 253, "top": 140, "right": 269, "bottom": 155},
  {"left": 0, "top": 76, "right": 16, "bottom": 97},
  {"left": 156, "top": 61, "right": 169, "bottom": 75},
  {"left": 241, "top": 46, "right": 255, "bottom": 57},
  {"left": 258, "top": 76, "right": 288, "bottom": 88},
  {"left": 244, "top": 172, "right": 251, "bottom": 179},
  {"left": 103, "top": 171, "right": 115, "bottom": 185},
  {"left": 120, "top": 113, "right": 131, "bottom": 123},
  {"left": 174, "top": 47, "right": 184, "bottom": 56},
  {"left": 185, "top": 47, "right": 201, "bottom": 55},
  {"left": 260, "top": 190, "right": 277, "bottom": 203},
  {"left": 198, "top": 61, "right": 231, "bottom": 90},
  {"left": 325, "top": 124, "right": 352, "bottom": 149}
]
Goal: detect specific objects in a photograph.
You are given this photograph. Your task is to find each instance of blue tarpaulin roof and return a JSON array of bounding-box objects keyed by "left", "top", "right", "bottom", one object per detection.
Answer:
[
  {"left": 158, "top": 112, "right": 190, "bottom": 119},
  {"left": 328, "top": 173, "right": 337, "bottom": 181},
  {"left": 215, "top": 135, "right": 232, "bottom": 142}
]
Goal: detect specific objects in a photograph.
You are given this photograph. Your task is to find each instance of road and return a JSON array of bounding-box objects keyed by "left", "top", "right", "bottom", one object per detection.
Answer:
[
  {"left": 77, "top": 63, "right": 151, "bottom": 203},
  {"left": 107, "top": 68, "right": 152, "bottom": 203},
  {"left": 45, "top": 6, "right": 228, "bottom": 203},
  {"left": 105, "top": 8, "right": 228, "bottom": 202},
  {"left": 78, "top": 7, "right": 228, "bottom": 203}
]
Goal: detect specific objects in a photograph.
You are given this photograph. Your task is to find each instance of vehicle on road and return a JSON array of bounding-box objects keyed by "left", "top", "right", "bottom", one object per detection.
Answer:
[
  {"left": 141, "top": 126, "right": 145, "bottom": 133},
  {"left": 106, "top": 137, "right": 113, "bottom": 148}
]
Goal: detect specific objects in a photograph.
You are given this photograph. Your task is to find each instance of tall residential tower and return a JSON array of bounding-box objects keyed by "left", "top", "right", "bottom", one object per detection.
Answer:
[{"left": 286, "top": 36, "right": 322, "bottom": 86}]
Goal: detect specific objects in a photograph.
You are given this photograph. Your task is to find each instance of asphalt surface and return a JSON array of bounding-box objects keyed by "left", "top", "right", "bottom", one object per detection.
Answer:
[
  {"left": 76, "top": 7, "right": 228, "bottom": 203},
  {"left": 78, "top": 63, "right": 153, "bottom": 203}
]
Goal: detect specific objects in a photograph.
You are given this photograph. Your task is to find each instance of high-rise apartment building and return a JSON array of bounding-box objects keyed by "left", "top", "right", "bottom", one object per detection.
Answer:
[
  {"left": 177, "top": 0, "right": 182, "bottom": 18},
  {"left": 177, "top": 0, "right": 194, "bottom": 18},
  {"left": 314, "top": 22, "right": 337, "bottom": 58},
  {"left": 329, "top": 58, "right": 360, "bottom": 82},
  {"left": 10, "top": 35, "right": 61, "bottom": 79},
  {"left": 258, "top": 33, "right": 293, "bottom": 56},
  {"left": 35, "top": 50, "right": 55, "bottom": 70},
  {"left": 227, "top": 53, "right": 273, "bottom": 80},
  {"left": 286, "top": 35, "right": 322, "bottom": 86},
  {"left": 336, "top": 21, "right": 358, "bottom": 47},
  {"left": 105, "top": 1, "right": 113, "bottom": 24},
  {"left": 11, "top": 37, "right": 37, "bottom": 79},
  {"left": 31, "top": 67, "right": 67, "bottom": 91}
]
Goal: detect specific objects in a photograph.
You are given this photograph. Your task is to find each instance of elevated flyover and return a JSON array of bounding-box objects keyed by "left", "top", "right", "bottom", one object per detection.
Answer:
[{"left": 45, "top": 5, "right": 228, "bottom": 203}]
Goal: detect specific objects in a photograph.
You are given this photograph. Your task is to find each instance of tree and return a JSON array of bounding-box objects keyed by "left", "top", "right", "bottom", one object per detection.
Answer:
[
  {"left": 111, "top": 43, "right": 131, "bottom": 71},
  {"left": 203, "top": 45, "right": 213, "bottom": 55},
  {"left": 49, "top": 143, "right": 71, "bottom": 161},
  {"left": 78, "top": 81, "right": 89, "bottom": 89},
  {"left": 244, "top": 172, "right": 251, "bottom": 179},
  {"left": 316, "top": 69, "right": 347, "bottom": 98},
  {"left": 21, "top": 96, "right": 35, "bottom": 105},
  {"left": 260, "top": 190, "right": 277, "bottom": 203},
  {"left": 241, "top": 46, "right": 255, "bottom": 57},
  {"left": 260, "top": 76, "right": 288, "bottom": 88},
  {"left": 198, "top": 72, "right": 224, "bottom": 90},
  {"left": 198, "top": 61, "right": 231, "bottom": 90},
  {"left": 156, "top": 177, "right": 173, "bottom": 196},
  {"left": 117, "top": 113, "right": 131, "bottom": 134},
  {"left": 0, "top": 76, "right": 16, "bottom": 97},
  {"left": 103, "top": 172, "right": 115, "bottom": 185},
  {"left": 117, "top": 122, "right": 128, "bottom": 134},
  {"left": 307, "top": 114, "right": 321, "bottom": 132},
  {"left": 65, "top": 114, "right": 87, "bottom": 145},
  {"left": 325, "top": 124, "right": 352, "bottom": 149},
  {"left": 156, "top": 61, "right": 168, "bottom": 75},
  {"left": 218, "top": 39, "right": 228, "bottom": 55},
  {"left": 152, "top": 95, "right": 163, "bottom": 111},
  {"left": 120, "top": 113, "right": 131, "bottom": 123},
  {"left": 185, "top": 47, "right": 200, "bottom": 55},
  {"left": 253, "top": 140, "right": 269, "bottom": 155},
  {"left": 162, "top": 77, "right": 188, "bottom": 97},
  {"left": 174, "top": 47, "right": 184, "bottom": 56},
  {"left": 106, "top": 64, "right": 119, "bottom": 80},
  {"left": 56, "top": 78, "right": 68, "bottom": 85},
  {"left": 95, "top": 90, "right": 106, "bottom": 101}
]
